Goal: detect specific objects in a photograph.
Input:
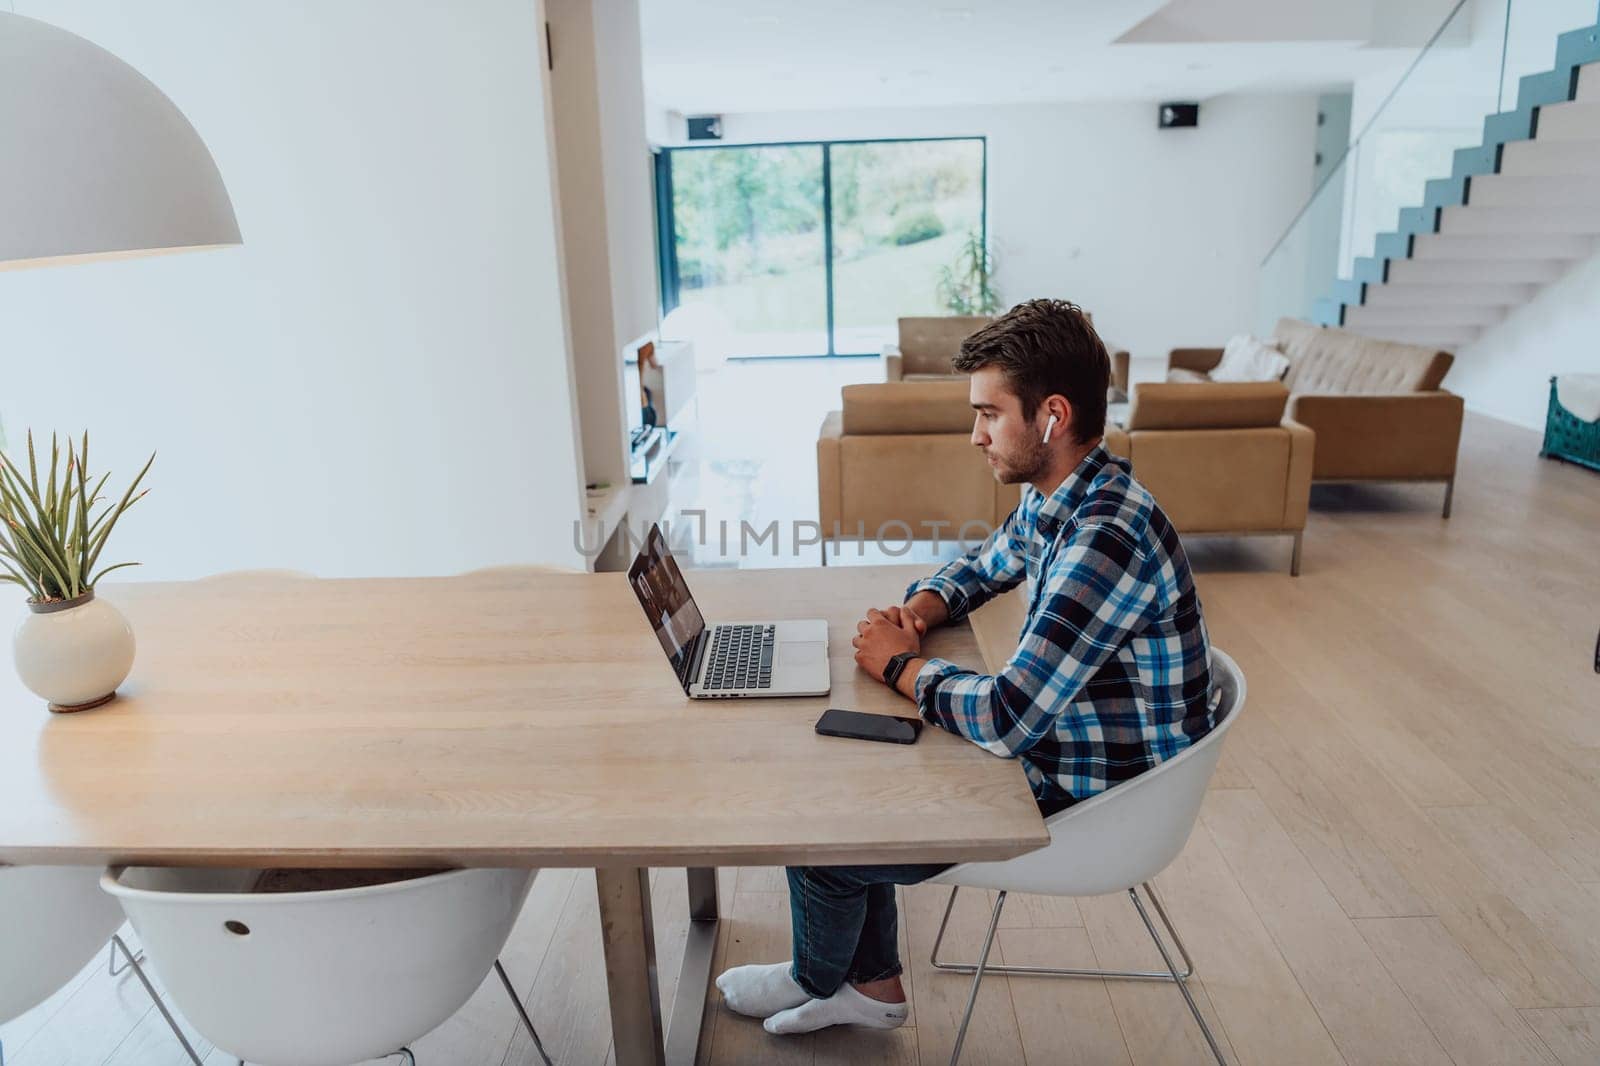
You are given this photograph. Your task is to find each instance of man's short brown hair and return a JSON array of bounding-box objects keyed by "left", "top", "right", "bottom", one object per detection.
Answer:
[{"left": 952, "top": 299, "right": 1109, "bottom": 444}]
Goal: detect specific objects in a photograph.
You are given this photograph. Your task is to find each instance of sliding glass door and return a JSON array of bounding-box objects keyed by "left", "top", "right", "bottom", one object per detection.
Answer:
[
  {"left": 657, "top": 137, "right": 986, "bottom": 358},
  {"left": 663, "top": 143, "right": 827, "bottom": 357}
]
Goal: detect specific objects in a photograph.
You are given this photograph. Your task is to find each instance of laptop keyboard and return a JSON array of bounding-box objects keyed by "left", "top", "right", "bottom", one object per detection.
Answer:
[{"left": 702, "top": 624, "right": 776, "bottom": 691}]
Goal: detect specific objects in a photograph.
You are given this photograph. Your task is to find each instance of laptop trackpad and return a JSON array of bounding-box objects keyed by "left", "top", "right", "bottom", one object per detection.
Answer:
[{"left": 777, "top": 641, "right": 826, "bottom": 669}]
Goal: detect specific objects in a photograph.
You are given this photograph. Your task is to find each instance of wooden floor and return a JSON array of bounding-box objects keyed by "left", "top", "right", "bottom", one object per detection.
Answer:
[{"left": 3, "top": 411, "right": 1598, "bottom": 1065}]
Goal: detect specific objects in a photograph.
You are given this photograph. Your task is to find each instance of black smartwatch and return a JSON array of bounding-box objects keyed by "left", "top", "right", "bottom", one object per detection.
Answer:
[{"left": 882, "top": 651, "right": 918, "bottom": 689}]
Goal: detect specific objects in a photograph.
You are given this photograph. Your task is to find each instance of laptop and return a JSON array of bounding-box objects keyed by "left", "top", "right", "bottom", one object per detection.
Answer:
[{"left": 627, "top": 523, "right": 830, "bottom": 699}]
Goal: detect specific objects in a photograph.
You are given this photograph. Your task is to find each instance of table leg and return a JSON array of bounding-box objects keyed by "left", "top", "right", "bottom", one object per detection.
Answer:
[
  {"left": 596, "top": 867, "right": 723, "bottom": 1066},
  {"left": 665, "top": 868, "right": 720, "bottom": 1066},
  {"left": 596, "top": 867, "right": 666, "bottom": 1066}
]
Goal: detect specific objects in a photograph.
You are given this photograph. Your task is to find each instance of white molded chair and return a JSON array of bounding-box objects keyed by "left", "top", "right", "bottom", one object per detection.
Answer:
[
  {"left": 928, "top": 647, "right": 1246, "bottom": 1066},
  {"left": 1, "top": 866, "right": 201, "bottom": 1065},
  {"left": 102, "top": 866, "right": 551, "bottom": 1066}
]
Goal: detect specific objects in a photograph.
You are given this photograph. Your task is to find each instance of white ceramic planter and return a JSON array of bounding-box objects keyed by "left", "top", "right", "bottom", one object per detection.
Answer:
[{"left": 13, "top": 590, "right": 135, "bottom": 713}]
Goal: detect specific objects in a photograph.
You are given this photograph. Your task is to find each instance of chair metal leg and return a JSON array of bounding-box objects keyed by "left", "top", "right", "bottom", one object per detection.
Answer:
[
  {"left": 1129, "top": 888, "right": 1227, "bottom": 1065},
  {"left": 110, "top": 934, "right": 204, "bottom": 1066},
  {"left": 1441, "top": 476, "right": 1455, "bottom": 519},
  {"left": 107, "top": 936, "right": 139, "bottom": 977},
  {"left": 948, "top": 890, "right": 1005, "bottom": 1066},
  {"left": 1289, "top": 531, "right": 1303, "bottom": 576},
  {"left": 495, "top": 958, "right": 555, "bottom": 1066},
  {"left": 931, "top": 883, "right": 1194, "bottom": 981}
]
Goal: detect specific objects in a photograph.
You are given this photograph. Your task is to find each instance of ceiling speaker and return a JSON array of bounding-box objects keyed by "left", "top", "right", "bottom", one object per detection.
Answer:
[
  {"left": 1159, "top": 103, "right": 1199, "bottom": 129},
  {"left": 687, "top": 115, "right": 723, "bottom": 141}
]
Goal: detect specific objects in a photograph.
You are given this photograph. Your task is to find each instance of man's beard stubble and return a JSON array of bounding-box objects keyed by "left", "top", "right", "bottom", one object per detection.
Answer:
[{"left": 989, "top": 435, "right": 1050, "bottom": 486}]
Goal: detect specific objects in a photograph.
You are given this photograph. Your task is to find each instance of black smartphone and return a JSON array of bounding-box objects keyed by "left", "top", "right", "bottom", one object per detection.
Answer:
[{"left": 815, "top": 707, "right": 922, "bottom": 745}]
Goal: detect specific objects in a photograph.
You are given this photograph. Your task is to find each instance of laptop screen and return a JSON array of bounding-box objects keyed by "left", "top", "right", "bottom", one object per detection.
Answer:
[{"left": 627, "top": 524, "right": 706, "bottom": 690}]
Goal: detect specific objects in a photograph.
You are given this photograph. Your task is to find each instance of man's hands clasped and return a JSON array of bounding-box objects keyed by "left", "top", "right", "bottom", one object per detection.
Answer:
[
  {"left": 851, "top": 606, "right": 923, "bottom": 682},
  {"left": 852, "top": 592, "right": 947, "bottom": 697}
]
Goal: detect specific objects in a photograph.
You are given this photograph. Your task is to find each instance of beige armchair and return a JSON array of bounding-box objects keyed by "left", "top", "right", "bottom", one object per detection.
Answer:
[
  {"left": 1167, "top": 318, "right": 1462, "bottom": 516},
  {"left": 882, "top": 314, "right": 1134, "bottom": 400},
  {"left": 882, "top": 316, "right": 992, "bottom": 381},
  {"left": 817, "top": 380, "right": 1021, "bottom": 559},
  {"left": 1105, "top": 382, "right": 1313, "bottom": 575}
]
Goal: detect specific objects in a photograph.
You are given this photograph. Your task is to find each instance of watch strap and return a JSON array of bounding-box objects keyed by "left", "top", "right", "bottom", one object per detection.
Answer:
[{"left": 882, "top": 651, "right": 916, "bottom": 688}]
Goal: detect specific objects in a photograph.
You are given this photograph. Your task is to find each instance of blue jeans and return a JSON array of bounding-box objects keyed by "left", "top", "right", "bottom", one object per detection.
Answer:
[{"left": 786, "top": 863, "right": 950, "bottom": 999}]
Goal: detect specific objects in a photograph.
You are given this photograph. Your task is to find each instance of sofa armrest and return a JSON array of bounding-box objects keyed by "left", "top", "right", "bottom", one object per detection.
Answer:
[
  {"left": 1110, "top": 348, "right": 1130, "bottom": 395},
  {"left": 1288, "top": 391, "right": 1464, "bottom": 480},
  {"left": 1168, "top": 348, "right": 1224, "bottom": 374},
  {"left": 817, "top": 410, "right": 843, "bottom": 533},
  {"left": 882, "top": 344, "right": 903, "bottom": 382},
  {"left": 1281, "top": 417, "right": 1315, "bottom": 530}
]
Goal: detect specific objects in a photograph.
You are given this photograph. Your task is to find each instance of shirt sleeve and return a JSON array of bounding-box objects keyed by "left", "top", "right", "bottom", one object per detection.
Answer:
[
  {"left": 903, "top": 505, "right": 1029, "bottom": 623},
  {"left": 913, "top": 518, "right": 1163, "bottom": 758}
]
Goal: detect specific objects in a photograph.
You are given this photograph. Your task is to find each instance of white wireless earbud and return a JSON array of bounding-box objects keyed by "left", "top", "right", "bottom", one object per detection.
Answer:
[{"left": 1042, "top": 413, "right": 1059, "bottom": 444}]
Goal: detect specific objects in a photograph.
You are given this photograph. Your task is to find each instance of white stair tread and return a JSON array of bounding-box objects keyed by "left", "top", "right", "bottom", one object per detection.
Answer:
[
  {"left": 1342, "top": 324, "right": 1480, "bottom": 349},
  {"left": 1439, "top": 204, "right": 1600, "bottom": 235},
  {"left": 1532, "top": 101, "right": 1600, "bottom": 140},
  {"left": 1578, "top": 63, "right": 1600, "bottom": 103},
  {"left": 1467, "top": 173, "right": 1597, "bottom": 207},
  {"left": 1345, "top": 303, "right": 1503, "bottom": 328},
  {"left": 1499, "top": 137, "right": 1600, "bottom": 176},
  {"left": 1411, "top": 231, "right": 1597, "bottom": 261},
  {"left": 1361, "top": 282, "right": 1534, "bottom": 308},
  {"left": 1384, "top": 256, "right": 1573, "bottom": 285}
]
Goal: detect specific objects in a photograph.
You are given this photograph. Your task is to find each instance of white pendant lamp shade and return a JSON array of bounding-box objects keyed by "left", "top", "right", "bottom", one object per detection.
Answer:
[{"left": 0, "top": 12, "right": 241, "bottom": 270}]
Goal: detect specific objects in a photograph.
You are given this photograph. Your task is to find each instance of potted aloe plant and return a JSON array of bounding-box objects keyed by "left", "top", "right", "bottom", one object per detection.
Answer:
[{"left": 0, "top": 431, "right": 152, "bottom": 713}]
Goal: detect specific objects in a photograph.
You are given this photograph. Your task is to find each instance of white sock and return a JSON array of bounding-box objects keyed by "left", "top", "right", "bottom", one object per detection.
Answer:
[
  {"left": 762, "top": 982, "right": 908, "bottom": 1035},
  {"left": 716, "top": 961, "right": 810, "bottom": 1018}
]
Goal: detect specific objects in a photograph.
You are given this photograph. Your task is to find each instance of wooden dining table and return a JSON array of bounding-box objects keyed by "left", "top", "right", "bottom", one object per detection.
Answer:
[{"left": 0, "top": 564, "right": 1047, "bottom": 1066}]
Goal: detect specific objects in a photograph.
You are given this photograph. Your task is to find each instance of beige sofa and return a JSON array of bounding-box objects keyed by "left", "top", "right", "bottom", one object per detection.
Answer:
[
  {"left": 1106, "top": 382, "right": 1313, "bottom": 574},
  {"left": 817, "top": 380, "right": 1020, "bottom": 557},
  {"left": 884, "top": 314, "right": 1133, "bottom": 397},
  {"left": 1169, "top": 318, "right": 1463, "bottom": 516}
]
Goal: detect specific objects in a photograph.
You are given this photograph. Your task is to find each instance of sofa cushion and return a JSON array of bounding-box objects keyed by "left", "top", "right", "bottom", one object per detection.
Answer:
[
  {"left": 841, "top": 380, "right": 974, "bottom": 435},
  {"left": 1211, "top": 335, "right": 1290, "bottom": 383},
  {"left": 1166, "top": 367, "right": 1212, "bottom": 385},
  {"left": 1273, "top": 317, "right": 1453, "bottom": 395},
  {"left": 1127, "top": 382, "right": 1288, "bottom": 431}
]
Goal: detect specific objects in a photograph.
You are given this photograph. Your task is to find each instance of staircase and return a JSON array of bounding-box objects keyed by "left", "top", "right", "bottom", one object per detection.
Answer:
[{"left": 1312, "top": 16, "right": 1600, "bottom": 350}]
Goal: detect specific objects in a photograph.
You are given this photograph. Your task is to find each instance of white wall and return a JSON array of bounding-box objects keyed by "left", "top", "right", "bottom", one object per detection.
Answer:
[
  {"left": 548, "top": 0, "right": 659, "bottom": 492},
  {"left": 594, "top": 0, "right": 661, "bottom": 347},
  {"left": 1453, "top": 247, "right": 1600, "bottom": 430},
  {"left": 663, "top": 94, "right": 1319, "bottom": 361},
  {"left": 0, "top": 0, "right": 588, "bottom": 579}
]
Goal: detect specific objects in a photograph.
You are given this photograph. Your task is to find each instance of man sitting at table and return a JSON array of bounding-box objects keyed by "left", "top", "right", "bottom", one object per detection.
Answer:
[{"left": 716, "top": 298, "right": 1214, "bottom": 1036}]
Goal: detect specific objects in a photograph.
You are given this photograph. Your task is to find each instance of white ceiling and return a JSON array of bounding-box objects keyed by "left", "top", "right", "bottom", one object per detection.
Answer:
[{"left": 639, "top": 0, "right": 1457, "bottom": 115}]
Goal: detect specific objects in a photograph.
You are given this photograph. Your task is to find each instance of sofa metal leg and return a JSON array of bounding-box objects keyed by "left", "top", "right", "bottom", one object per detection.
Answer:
[
  {"left": 1441, "top": 476, "right": 1455, "bottom": 519},
  {"left": 1290, "top": 532, "right": 1303, "bottom": 576}
]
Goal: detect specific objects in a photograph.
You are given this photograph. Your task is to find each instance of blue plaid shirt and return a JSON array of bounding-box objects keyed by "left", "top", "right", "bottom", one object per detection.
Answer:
[{"left": 907, "top": 445, "right": 1213, "bottom": 814}]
